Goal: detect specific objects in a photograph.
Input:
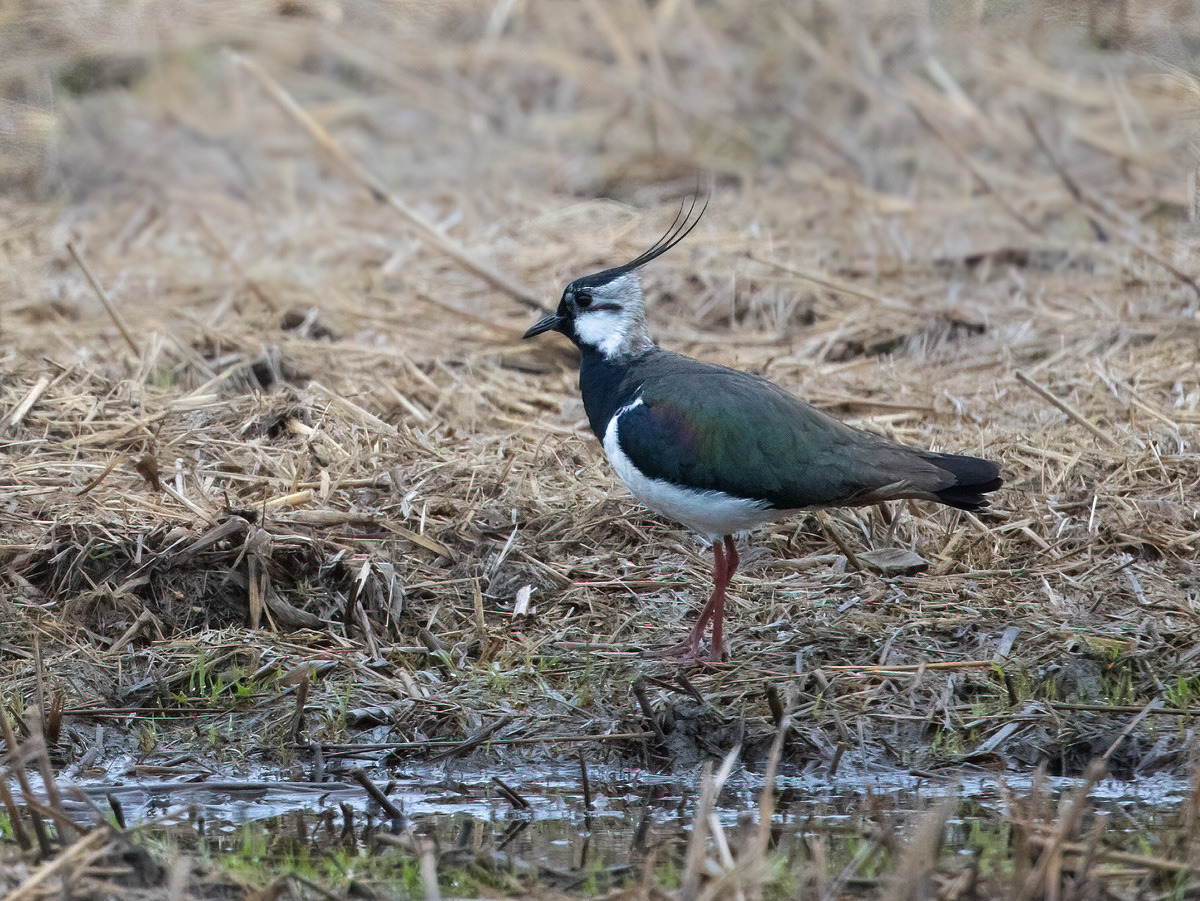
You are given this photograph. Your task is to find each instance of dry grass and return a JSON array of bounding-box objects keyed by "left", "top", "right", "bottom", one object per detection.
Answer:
[{"left": 2, "top": 0, "right": 1200, "bottom": 895}]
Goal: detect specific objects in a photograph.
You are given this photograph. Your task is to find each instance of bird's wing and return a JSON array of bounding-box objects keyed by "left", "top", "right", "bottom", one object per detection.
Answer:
[{"left": 616, "top": 355, "right": 953, "bottom": 509}]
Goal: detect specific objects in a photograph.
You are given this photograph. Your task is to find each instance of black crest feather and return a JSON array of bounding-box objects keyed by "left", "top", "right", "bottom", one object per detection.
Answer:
[{"left": 572, "top": 191, "right": 709, "bottom": 290}]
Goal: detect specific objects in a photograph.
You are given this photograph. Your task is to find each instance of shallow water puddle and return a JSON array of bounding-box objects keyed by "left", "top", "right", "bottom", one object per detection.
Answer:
[{"left": 16, "top": 762, "right": 1193, "bottom": 872}]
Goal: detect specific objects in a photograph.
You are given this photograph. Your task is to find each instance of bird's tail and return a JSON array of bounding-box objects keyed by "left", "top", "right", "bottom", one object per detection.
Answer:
[{"left": 928, "top": 453, "right": 1003, "bottom": 510}]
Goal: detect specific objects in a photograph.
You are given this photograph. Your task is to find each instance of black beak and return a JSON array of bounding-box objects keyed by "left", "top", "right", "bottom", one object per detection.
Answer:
[{"left": 523, "top": 313, "right": 564, "bottom": 339}]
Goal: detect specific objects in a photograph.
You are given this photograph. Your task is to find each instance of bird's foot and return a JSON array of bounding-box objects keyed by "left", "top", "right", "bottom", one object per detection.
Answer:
[
  {"left": 647, "top": 638, "right": 701, "bottom": 660},
  {"left": 647, "top": 637, "right": 723, "bottom": 663}
]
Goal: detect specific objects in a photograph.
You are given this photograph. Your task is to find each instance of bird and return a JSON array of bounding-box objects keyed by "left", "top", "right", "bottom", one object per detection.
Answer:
[{"left": 523, "top": 196, "right": 1003, "bottom": 662}]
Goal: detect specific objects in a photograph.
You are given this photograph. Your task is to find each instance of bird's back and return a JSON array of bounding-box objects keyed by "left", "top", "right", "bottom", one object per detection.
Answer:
[{"left": 586, "top": 347, "right": 1001, "bottom": 512}]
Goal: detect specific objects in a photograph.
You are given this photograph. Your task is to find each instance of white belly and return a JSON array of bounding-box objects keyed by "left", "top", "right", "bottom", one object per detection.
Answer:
[{"left": 601, "top": 398, "right": 778, "bottom": 541}]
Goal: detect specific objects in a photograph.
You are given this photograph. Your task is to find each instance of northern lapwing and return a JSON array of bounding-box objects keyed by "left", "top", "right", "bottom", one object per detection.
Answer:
[{"left": 524, "top": 197, "right": 1002, "bottom": 661}]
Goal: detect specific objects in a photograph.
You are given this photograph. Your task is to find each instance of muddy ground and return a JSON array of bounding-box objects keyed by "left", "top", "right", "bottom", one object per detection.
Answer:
[{"left": 2, "top": 1, "right": 1200, "bottom": 897}]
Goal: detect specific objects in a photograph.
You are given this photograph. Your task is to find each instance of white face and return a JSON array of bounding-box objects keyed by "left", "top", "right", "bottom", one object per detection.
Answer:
[{"left": 571, "top": 272, "right": 647, "bottom": 358}]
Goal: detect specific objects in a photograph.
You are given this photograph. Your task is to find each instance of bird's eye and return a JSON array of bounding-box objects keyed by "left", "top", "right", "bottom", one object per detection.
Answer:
[{"left": 575, "top": 291, "right": 593, "bottom": 309}]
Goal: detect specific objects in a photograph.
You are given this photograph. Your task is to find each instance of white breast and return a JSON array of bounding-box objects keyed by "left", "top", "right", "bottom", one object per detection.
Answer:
[{"left": 601, "top": 397, "right": 778, "bottom": 542}]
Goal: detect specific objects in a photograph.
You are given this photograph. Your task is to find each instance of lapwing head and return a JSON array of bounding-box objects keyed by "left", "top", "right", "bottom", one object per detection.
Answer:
[{"left": 524, "top": 194, "right": 708, "bottom": 362}]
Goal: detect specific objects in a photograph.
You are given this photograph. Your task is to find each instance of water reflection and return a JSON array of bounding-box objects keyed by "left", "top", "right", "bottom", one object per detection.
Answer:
[{"left": 14, "top": 761, "right": 1194, "bottom": 874}]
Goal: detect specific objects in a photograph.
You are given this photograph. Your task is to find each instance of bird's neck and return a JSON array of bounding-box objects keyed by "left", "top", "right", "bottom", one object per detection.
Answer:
[
  {"left": 576, "top": 318, "right": 654, "bottom": 363},
  {"left": 578, "top": 347, "right": 647, "bottom": 440},
  {"left": 609, "top": 319, "right": 655, "bottom": 361}
]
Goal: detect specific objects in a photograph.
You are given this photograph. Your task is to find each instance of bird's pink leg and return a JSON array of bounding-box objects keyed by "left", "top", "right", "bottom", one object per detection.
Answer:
[
  {"left": 706, "top": 535, "right": 739, "bottom": 662},
  {"left": 651, "top": 536, "right": 735, "bottom": 661}
]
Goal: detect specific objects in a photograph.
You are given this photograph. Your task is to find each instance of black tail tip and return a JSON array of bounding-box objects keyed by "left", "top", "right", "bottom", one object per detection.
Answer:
[{"left": 931, "top": 454, "right": 1003, "bottom": 511}]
